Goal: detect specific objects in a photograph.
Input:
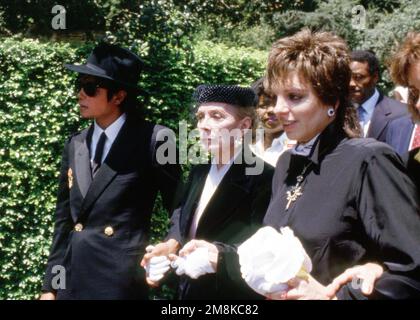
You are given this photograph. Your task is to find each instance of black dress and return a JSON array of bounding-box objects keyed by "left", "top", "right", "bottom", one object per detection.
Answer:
[{"left": 264, "top": 123, "right": 420, "bottom": 299}]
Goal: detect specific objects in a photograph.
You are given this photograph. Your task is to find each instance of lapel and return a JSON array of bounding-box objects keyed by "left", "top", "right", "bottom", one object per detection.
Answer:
[
  {"left": 74, "top": 126, "right": 93, "bottom": 199},
  {"left": 78, "top": 115, "right": 142, "bottom": 218},
  {"left": 180, "top": 165, "right": 209, "bottom": 238},
  {"left": 368, "top": 94, "right": 391, "bottom": 139},
  {"left": 195, "top": 161, "right": 253, "bottom": 237}
]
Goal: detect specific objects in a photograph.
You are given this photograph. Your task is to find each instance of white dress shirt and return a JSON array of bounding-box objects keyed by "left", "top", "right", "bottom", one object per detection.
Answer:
[
  {"left": 359, "top": 88, "right": 380, "bottom": 137},
  {"left": 188, "top": 151, "right": 240, "bottom": 238},
  {"left": 90, "top": 113, "right": 126, "bottom": 164},
  {"left": 409, "top": 124, "right": 419, "bottom": 151}
]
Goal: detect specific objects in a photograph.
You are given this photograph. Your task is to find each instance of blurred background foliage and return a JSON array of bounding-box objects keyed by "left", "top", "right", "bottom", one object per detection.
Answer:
[{"left": 0, "top": 0, "right": 418, "bottom": 299}]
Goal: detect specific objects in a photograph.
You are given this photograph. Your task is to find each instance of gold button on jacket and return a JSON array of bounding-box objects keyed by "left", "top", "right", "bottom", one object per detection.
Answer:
[
  {"left": 104, "top": 226, "right": 114, "bottom": 237},
  {"left": 74, "top": 223, "right": 83, "bottom": 232}
]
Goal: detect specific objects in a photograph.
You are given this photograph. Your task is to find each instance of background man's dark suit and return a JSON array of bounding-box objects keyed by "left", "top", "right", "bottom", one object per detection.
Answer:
[
  {"left": 167, "top": 157, "right": 274, "bottom": 300},
  {"left": 42, "top": 113, "right": 182, "bottom": 299},
  {"left": 386, "top": 115, "right": 415, "bottom": 155},
  {"left": 386, "top": 115, "right": 419, "bottom": 195},
  {"left": 367, "top": 93, "right": 407, "bottom": 142}
]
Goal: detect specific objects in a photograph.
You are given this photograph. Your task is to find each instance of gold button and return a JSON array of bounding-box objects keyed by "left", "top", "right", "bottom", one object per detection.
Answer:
[
  {"left": 104, "top": 226, "right": 114, "bottom": 237},
  {"left": 74, "top": 223, "right": 83, "bottom": 232}
]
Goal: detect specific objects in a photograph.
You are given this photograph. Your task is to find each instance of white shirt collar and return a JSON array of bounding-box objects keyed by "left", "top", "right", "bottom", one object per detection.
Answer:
[
  {"left": 93, "top": 113, "right": 127, "bottom": 144},
  {"left": 91, "top": 113, "right": 127, "bottom": 163},
  {"left": 291, "top": 134, "right": 320, "bottom": 156}
]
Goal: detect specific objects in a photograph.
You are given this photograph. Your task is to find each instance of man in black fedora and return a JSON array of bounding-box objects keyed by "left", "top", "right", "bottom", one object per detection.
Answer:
[{"left": 40, "top": 42, "right": 182, "bottom": 300}]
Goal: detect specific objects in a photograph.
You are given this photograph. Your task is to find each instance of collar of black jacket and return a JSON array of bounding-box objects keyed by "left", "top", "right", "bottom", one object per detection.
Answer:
[{"left": 307, "top": 121, "right": 347, "bottom": 167}]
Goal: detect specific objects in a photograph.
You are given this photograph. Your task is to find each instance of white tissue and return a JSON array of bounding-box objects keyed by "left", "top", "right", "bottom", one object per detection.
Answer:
[{"left": 238, "top": 226, "right": 312, "bottom": 295}]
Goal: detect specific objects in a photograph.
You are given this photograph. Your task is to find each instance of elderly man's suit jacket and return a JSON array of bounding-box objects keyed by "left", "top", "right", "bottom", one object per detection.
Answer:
[
  {"left": 42, "top": 113, "right": 182, "bottom": 299},
  {"left": 386, "top": 115, "right": 415, "bottom": 156}
]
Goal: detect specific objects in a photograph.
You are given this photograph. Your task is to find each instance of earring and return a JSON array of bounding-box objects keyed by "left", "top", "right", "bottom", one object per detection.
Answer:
[{"left": 327, "top": 108, "right": 335, "bottom": 117}]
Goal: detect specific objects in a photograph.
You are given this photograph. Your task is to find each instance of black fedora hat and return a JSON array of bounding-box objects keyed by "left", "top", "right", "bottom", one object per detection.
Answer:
[{"left": 65, "top": 42, "right": 144, "bottom": 93}]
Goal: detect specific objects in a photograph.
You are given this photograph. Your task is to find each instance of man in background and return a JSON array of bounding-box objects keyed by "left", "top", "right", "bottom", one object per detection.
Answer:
[{"left": 350, "top": 50, "right": 407, "bottom": 141}]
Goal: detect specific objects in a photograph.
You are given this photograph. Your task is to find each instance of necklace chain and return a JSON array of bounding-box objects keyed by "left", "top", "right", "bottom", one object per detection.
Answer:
[
  {"left": 285, "top": 161, "right": 313, "bottom": 211},
  {"left": 285, "top": 136, "right": 334, "bottom": 211},
  {"left": 284, "top": 131, "right": 343, "bottom": 210}
]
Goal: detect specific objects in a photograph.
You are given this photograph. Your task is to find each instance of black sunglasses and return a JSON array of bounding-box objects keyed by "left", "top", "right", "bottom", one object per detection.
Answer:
[{"left": 75, "top": 78, "right": 106, "bottom": 97}]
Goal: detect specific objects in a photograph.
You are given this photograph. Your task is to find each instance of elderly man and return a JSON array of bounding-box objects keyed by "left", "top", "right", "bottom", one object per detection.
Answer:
[{"left": 141, "top": 84, "right": 275, "bottom": 299}]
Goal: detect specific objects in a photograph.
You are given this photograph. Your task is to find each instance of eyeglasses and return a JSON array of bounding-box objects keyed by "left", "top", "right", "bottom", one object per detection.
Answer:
[{"left": 75, "top": 79, "right": 104, "bottom": 97}]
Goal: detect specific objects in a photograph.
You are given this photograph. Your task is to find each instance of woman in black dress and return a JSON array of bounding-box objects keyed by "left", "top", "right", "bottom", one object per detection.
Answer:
[{"left": 259, "top": 29, "right": 420, "bottom": 300}]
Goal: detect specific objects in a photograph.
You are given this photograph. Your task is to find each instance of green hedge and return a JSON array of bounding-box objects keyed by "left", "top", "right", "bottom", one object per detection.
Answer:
[{"left": 0, "top": 37, "right": 266, "bottom": 299}]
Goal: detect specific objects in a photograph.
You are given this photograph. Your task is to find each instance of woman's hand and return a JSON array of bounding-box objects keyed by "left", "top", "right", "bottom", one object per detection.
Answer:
[
  {"left": 266, "top": 274, "right": 333, "bottom": 300},
  {"left": 326, "top": 263, "right": 384, "bottom": 297},
  {"left": 266, "top": 262, "right": 383, "bottom": 300}
]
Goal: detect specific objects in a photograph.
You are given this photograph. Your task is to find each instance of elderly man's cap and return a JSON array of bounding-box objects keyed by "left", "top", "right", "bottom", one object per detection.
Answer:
[
  {"left": 65, "top": 42, "right": 144, "bottom": 93},
  {"left": 193, "top": 84, "right": 258, "bottom": 108}
]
